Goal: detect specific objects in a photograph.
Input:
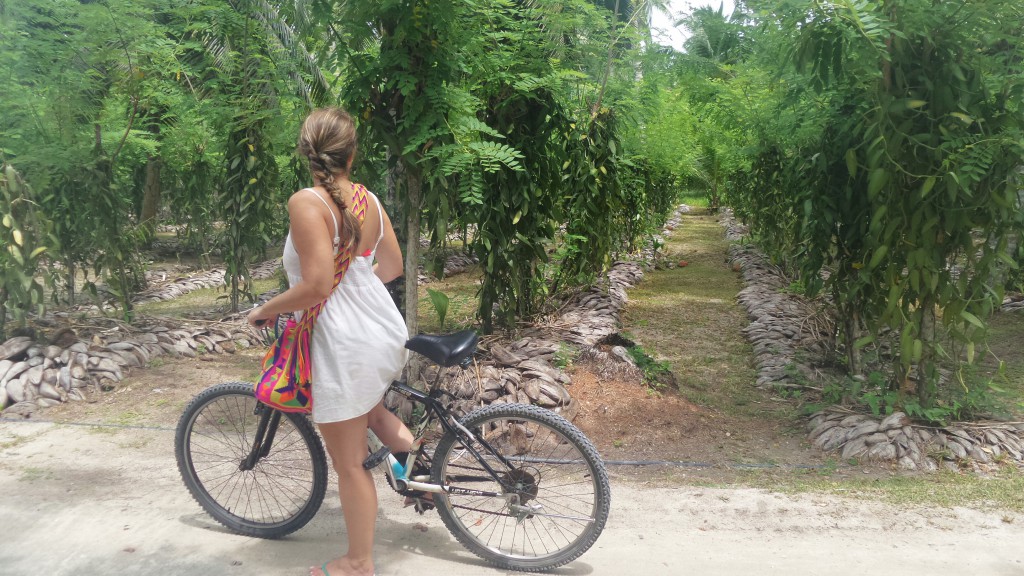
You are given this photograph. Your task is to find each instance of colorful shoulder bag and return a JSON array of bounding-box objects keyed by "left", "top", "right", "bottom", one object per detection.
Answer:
[{"left": 254, "top": 184, "right": 370, "bottom": 413}]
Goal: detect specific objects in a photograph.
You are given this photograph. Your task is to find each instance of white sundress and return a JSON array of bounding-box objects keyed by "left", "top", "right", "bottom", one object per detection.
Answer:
[{"left": 282, "top": 188, "right": 409, "bottom": 424}]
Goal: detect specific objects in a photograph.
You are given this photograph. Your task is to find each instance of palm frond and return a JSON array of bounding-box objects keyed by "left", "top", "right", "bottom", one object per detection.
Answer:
[{"left": 250, "top": 0, "right": 331, "bottom": 107}]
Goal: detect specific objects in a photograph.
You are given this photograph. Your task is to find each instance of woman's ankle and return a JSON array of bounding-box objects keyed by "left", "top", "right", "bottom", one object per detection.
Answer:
[
  {"left": 340, "top": 554, "right": 374, "bottom": 575},
  {"left": 316, "top": 556, "right": 374, "bottom": 576}
]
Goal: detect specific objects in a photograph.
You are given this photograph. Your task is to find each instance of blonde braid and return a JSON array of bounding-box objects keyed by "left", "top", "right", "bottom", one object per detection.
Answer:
[
  {"left": 319, "top": 166, "right": 361, "bottom": 253},
  {"left": 298, "top": 108, "right": 362, "bottom": 253}
]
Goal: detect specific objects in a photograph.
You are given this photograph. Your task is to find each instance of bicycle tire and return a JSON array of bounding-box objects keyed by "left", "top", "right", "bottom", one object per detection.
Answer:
[
  {"left": 431, "top": 403, "right": 611, "bottom": 572},
  {"left": 174, "top": 381, "right": 328, "bottom": 538}
]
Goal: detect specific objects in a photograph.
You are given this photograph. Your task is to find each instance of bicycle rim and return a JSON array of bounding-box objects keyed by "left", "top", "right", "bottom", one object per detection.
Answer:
[
  {"left": 175, "top": 382, "right": 327, "bottom": 538},
  {"left": 432, "top": 404, "right": 610, "bottom": 572}
]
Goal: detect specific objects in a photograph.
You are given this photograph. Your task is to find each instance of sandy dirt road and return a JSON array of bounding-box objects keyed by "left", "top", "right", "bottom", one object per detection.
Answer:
[{"left": 1, "top": 420, "right": 1021, "bottom": 576}]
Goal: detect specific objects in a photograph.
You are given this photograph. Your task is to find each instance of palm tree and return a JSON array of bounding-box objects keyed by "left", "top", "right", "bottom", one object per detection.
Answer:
[{"left": 678, "top": 4, "right": 750, "bottom": 66}]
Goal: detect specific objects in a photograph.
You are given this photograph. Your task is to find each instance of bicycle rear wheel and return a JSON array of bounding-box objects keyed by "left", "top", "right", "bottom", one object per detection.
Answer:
[
  {"left": 431, "top": 403, "right": 610, "bottom": 572},
  {"left": 174, "top": 381, "right": 328, "bottom": 538}
]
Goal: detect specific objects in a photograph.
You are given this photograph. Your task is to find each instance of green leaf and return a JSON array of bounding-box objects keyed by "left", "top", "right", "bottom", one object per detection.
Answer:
[
  {"left": 845, "top": 149, "right": 857, "bottom": 178},
  {"left": 426, "top": 288, "right": 450, "bottom": 330},
  {"left": 949, "top": 112, "right": 974, "bottom": 125},
  {"left": 997, "top": 250, "right": 1019, "bottom": 269},
  {"left": 867, "top": 245, "right": 888, "bottom": 270},
  {"left": 900, "top": 328, "right": 914, "bottom": 367},
  {"left": 869, "top": 205, "right": 887, "bottom": 234},
  {"left": 7, "top": 244, "right": 23, "bottom": 265},
  {"left": 960, "top": 310, "right": 984, "bottom": 329},
  {"left": 920, "top": 176, "right": 936, "bottom": 198},
  {"left": 867, "top": 169, "right": 888, "bottom": 200},
  {"left": 853, "top": 335, "right": 875, "bottom": 350}
]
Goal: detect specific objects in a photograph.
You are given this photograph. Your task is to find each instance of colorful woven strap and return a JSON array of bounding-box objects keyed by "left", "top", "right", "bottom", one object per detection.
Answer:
[{"left": 292, "top": 183, "right": 369, "bottom": 385}]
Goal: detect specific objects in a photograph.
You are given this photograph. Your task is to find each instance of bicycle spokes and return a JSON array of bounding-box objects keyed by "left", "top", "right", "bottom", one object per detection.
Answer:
[{"left": 431, "top": 404, "right": 610, "bottom": 571}]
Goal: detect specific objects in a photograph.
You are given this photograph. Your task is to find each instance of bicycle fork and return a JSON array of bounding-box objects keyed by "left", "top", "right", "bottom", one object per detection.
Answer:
[{"left": 240, "top": 404, "right": 280, "bottom": 471}]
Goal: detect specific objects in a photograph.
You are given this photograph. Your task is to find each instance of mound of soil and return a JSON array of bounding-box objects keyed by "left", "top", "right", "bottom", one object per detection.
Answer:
[{"left": 568, "top": 363, "right": 820, "bottom": 471}]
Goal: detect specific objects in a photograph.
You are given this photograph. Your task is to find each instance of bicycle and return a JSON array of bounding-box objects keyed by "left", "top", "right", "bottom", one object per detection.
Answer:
[{"left": 174, "top": 329, "right": 611, "bottom": 572}]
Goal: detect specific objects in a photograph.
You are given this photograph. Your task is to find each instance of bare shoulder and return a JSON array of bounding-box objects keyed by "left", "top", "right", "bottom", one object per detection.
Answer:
[
  {"left": 287, "top": 189, "right": 320, "bottom": 213},
  {"left": 287, "top": 190, "right": 325, "bottom": 228}
]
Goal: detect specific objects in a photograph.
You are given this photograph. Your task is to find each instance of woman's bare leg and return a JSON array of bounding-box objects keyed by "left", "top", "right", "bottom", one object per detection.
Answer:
[
  {"left": 366, "top": 400, "right": 432, "bottom": 507},
  {"left": 366, "top": 400, "right": 414, "bottom": 452},
  {"left": 312, "top": 415, "right": 376, "bottom": 576}
]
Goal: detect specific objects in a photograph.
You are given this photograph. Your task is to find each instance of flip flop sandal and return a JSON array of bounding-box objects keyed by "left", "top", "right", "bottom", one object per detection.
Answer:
[{"left": 314, "top": 562, "right": 376, "bottom": 576}]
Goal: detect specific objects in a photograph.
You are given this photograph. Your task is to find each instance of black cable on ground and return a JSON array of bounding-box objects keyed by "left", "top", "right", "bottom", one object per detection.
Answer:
[
  {"left": 1, "top": 417, "right": 829, "bottom": 470},
  {"left": 603, "top": 459, "right": 829, "bottom": 470},
  {"left": 0, "top": 417, "right": 174, "bottom": 432}
]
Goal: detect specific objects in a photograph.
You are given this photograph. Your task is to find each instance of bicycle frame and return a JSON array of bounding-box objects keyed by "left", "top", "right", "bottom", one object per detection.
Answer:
[
  {"left": 176, "top": 326, "right": 609, "bottom": 569},
  {"left": 378, "top": 379, "right": 520, "bottom": 499},
  {"left": 241, "top": 357, "right": 529, "bottom": 504}
]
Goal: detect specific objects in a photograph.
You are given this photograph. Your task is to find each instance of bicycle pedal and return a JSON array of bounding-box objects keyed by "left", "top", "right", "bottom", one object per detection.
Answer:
[
  {"left": 363, "top": 446, "right": 390, "bottom": 470},
  {"left": 415, "top": 499, "right": 435, "bottom": 515}
]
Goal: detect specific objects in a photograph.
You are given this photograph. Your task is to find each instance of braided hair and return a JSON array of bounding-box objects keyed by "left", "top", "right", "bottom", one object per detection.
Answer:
[{"left": 296, "top": 108, "right": 362, "bottom": 253}]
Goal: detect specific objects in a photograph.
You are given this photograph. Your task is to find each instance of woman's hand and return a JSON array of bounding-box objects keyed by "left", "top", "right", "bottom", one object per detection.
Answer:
[{"left": 247, "top": 306, "right": 277, "bottom": 329}]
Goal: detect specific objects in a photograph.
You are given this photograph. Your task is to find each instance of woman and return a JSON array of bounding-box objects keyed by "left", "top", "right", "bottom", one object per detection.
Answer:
[{"left": 248, "top": 107, "right": 414, "bottom": 576}]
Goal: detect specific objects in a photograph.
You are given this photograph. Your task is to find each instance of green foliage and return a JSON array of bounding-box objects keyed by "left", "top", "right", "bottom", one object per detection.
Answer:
[
  {"left": 322, "top": 0, "right": 685, "bottom": 334},
  {"left": 320, "top": 0, "right": 483, "bottom": 336},
  {"left": 0, "top": 0, "right": 155, "bottom": 308},
  {"left": 553, "top": 343, "right": 576, "bottom": 370},
  {"left": 625, "top": 343, "right": 674, "bottom": 390},
  {"left": 470, "top": 85, "right": 563, "bottom": 331},
  {"left": 0, "top": 164, "right": 57, "bottom": 339},
  {"left": 425, "top": 288, "right": 450, "bottom": 331},
  {"left": 0, "top": 0, "right": 314, "bottom": 315},
  {"left": 678, "top": 4, "right": 751, "bottom": 66},
  {"left": 727, "top": 0, "right": 1024, "bottom": 414},
  {"left": 812, "top": 369, "right": 1005, "bottom": 426},
  {"left": 221, "top": 121, "right": 279, "bottom": 311},
  {"left": 89, "top": 148, "right": 148, "bottom": 320},
  {"left": 166, "top": 150, "right": 217, "bottom": 265},
  {"left": 557, "top": 109, "right": 628, "bottom": 288},
  {"left": 0, "top": 0, "right": 690, "bottom": 337}
]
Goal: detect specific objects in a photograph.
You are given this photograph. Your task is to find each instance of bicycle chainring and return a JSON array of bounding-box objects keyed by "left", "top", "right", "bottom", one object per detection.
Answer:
[{"left": 389, "top": 457, "right": 433, "bottom": 496}]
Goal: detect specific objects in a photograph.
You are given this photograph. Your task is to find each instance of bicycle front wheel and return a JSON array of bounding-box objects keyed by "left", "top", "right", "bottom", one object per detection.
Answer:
[
  {"left": 431, "top": 403, "right": 611, "bottom": 572},
  {"left": 174, "top": 381, "right": 328, "bottom": 538}
]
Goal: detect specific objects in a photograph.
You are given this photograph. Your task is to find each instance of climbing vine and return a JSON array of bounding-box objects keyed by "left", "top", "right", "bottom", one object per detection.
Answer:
[
  {"left": 729, "top": 0, "right": 1024, "bottom": 416},
  {"left": 0, "top": 164, "right": 57, "bottom": 340}
]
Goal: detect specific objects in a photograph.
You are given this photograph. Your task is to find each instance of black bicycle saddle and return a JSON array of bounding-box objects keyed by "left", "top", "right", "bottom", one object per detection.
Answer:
[{"left": 405, "top": 330, "right": 479, "bottom": 367}]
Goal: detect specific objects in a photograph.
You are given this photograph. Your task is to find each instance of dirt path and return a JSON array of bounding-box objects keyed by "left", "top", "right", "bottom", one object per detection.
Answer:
[{"left": 1, "top": 418, "right": 1020, "bottom": 576}]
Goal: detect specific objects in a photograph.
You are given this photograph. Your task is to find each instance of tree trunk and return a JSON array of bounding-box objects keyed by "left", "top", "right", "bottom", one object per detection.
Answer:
[
  {"left": 404, "top": 165, "right": 423, "bottom": 384},
  {"left": 66, "top": 260, "right": 76, "bottom": 306},
  {"left": 404, "top": 167, "right": 421, "bottom": 336},
  {"left": 0, "top": 287, "right": 8, "bottom": 341},
  {"left": 844, "top": 308, "right": 863, "bottom": 376},
  {"left": 140, "top": 155, "right": 162, "bottom": 240},
  {"left": 917, "top": 300, "right": 938, "bottom": 407},
  {"left": 384, "top": 150, "right": 406, "bottom": 314}
]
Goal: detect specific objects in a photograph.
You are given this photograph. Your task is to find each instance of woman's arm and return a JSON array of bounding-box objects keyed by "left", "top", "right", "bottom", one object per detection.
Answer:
[
  {"left": 248, "top": 193, "right": 335, "bottom": 326},
  {"left": 374, "top": 204, "right": 404, "bottom": 283}
]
